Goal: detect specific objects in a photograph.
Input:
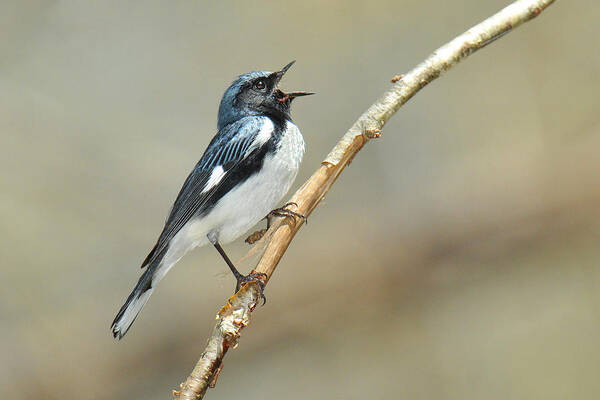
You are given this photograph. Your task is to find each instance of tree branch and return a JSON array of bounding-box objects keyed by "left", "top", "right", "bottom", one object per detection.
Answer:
[{"left": 173, "top": 0, "right": 556, "bottom": 398}]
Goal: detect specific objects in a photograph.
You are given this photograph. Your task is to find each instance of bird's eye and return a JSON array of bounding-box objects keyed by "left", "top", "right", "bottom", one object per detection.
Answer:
[{"left": 254, "top": 79, "right": 266, "bottom": 91}]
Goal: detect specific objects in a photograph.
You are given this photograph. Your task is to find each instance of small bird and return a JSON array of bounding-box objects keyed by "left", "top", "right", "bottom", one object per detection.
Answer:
[{"left": 111, "top": 61, "right": 313, "bottom": 339}]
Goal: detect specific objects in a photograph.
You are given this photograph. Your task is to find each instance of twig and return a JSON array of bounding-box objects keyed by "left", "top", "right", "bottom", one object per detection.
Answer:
[{"left": 173, "top": 0, "right": 556, "bottom": 398}]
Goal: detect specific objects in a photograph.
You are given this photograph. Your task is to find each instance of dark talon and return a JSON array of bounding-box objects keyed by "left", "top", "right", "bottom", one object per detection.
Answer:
[
  {"left": 235, "top": 272, "right": 267, "bottom": 305},
  {"left": 268, "top": 202, "right": 307, "bottom": 227}
]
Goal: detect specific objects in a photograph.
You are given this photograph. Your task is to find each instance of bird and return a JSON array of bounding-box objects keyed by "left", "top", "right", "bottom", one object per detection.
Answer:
[{"left": 111, "top": 61, "right": 313, "bottom": 339}]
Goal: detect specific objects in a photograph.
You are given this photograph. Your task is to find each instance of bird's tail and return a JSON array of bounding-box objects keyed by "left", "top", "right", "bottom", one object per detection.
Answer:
[{"left": 111, "top": 266, "right": 155, "bottom": 339}]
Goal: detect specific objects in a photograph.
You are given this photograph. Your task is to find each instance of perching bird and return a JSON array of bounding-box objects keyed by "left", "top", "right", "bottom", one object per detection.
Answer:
[{"left": 111, "top": 61, "right": 312, "bottom": 339}]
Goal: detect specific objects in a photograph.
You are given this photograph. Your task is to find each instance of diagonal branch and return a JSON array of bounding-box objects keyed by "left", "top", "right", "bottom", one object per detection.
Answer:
[{"left": 173, "top": 0, "right": 556, "bottom": 398}]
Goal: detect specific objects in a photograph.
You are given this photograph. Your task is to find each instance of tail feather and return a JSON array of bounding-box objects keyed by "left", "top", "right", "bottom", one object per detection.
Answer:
[{"left": 111, "top": 268, "right": 154, "bottom": 339}]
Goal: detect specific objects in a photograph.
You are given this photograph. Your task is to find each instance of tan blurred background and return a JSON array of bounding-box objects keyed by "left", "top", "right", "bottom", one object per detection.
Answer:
[{"left": 1, "top": 0, "right": 599, "bottom": 399}]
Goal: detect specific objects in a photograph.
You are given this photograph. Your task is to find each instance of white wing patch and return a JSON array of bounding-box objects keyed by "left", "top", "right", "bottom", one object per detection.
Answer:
[
  {"left": 201, "top": 117, "right": 273, "bottom": 195},
  {"left": 202, "top": 165, "right": 226, "bottom": 193}
]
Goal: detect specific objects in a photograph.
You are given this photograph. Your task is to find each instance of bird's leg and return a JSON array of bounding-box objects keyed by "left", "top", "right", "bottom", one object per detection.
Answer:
[
  {"left": 212, "top": 242, "right": 266, "bottom": 304},
  {"left": 245, "top": 202, "right": 307, "bottom": 245},
  {"left": 212, "top": 242, "right": 243, "bottom": 281}
]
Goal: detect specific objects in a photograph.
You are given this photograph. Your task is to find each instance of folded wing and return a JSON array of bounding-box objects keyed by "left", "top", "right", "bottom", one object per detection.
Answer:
[{"left": 141, "top": 116, "right": 272, "bottom": 268}]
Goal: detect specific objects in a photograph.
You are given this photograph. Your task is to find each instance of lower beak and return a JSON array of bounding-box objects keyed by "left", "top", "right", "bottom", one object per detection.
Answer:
[
  {"left": 287, "top": 91, "right": 315, "bottom": 98},
  {"left": 275, "top": 90, "right": 315, "bottom": 103}
]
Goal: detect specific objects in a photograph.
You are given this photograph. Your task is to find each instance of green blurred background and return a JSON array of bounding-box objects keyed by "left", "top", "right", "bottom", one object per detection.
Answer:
[{"left": 2, "top": 1, "right": 599, "bottom": 399}]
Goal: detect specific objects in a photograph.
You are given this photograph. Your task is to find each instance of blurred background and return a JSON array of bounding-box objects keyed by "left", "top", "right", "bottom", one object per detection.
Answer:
[{"left": 1, "top": 0, "right": 599, "bottom": 399}]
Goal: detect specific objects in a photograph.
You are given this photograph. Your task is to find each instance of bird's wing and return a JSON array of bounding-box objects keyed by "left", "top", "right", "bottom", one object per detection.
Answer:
[{"left": 141, "top": 116, "right": 272, "bottom": 268}]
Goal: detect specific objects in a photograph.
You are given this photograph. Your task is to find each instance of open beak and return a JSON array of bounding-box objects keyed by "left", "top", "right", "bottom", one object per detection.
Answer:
[{"left": 272, "top": 61, "right": 315, "bottom": 102}]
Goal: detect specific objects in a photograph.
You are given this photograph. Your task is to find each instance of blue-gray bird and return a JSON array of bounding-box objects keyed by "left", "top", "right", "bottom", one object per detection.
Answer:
[{"left": 111, "top": 61, "right": 312, "bottom": 339}]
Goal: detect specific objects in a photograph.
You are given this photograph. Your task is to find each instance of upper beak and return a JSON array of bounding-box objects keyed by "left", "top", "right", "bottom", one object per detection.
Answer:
[
  {"left": 272, "top": 61, "right": 315, "bottom": 101},
  {"left": 274, "top": 60, "right": 296, "bottom": 84}
]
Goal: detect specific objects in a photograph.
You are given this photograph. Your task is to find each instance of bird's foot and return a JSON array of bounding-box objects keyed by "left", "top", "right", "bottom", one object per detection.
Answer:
[
  {"left": 235, "top": 272, "right": 267, "bottom": 305},
  {"left": 268, "top": 202, "right": 307, "bottom": 227},
  {"left": 245, "top": 203, "right": 307, "bottom": 245}
]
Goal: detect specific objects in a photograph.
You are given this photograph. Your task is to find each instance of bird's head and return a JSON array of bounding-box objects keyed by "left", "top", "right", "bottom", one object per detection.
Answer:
[{"left": 217, "top": 61, "right": 313, "bottom": 129}]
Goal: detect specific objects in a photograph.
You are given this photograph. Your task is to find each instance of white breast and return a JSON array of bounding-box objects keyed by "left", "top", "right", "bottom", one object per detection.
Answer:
[
  {"left": 271, "top": 120, "right": 305, "bottom": 177},
  {"left": 212, "top": 120, "right": 305, "bottom": 243}
]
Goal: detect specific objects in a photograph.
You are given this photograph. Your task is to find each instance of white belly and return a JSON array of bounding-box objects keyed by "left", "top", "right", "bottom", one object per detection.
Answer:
[
  {"left": 213, "top": 120, "right": 305, "bottom": 243},
  {"left": 154, "top": 121, "right": 304, "bottom": 282}
]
